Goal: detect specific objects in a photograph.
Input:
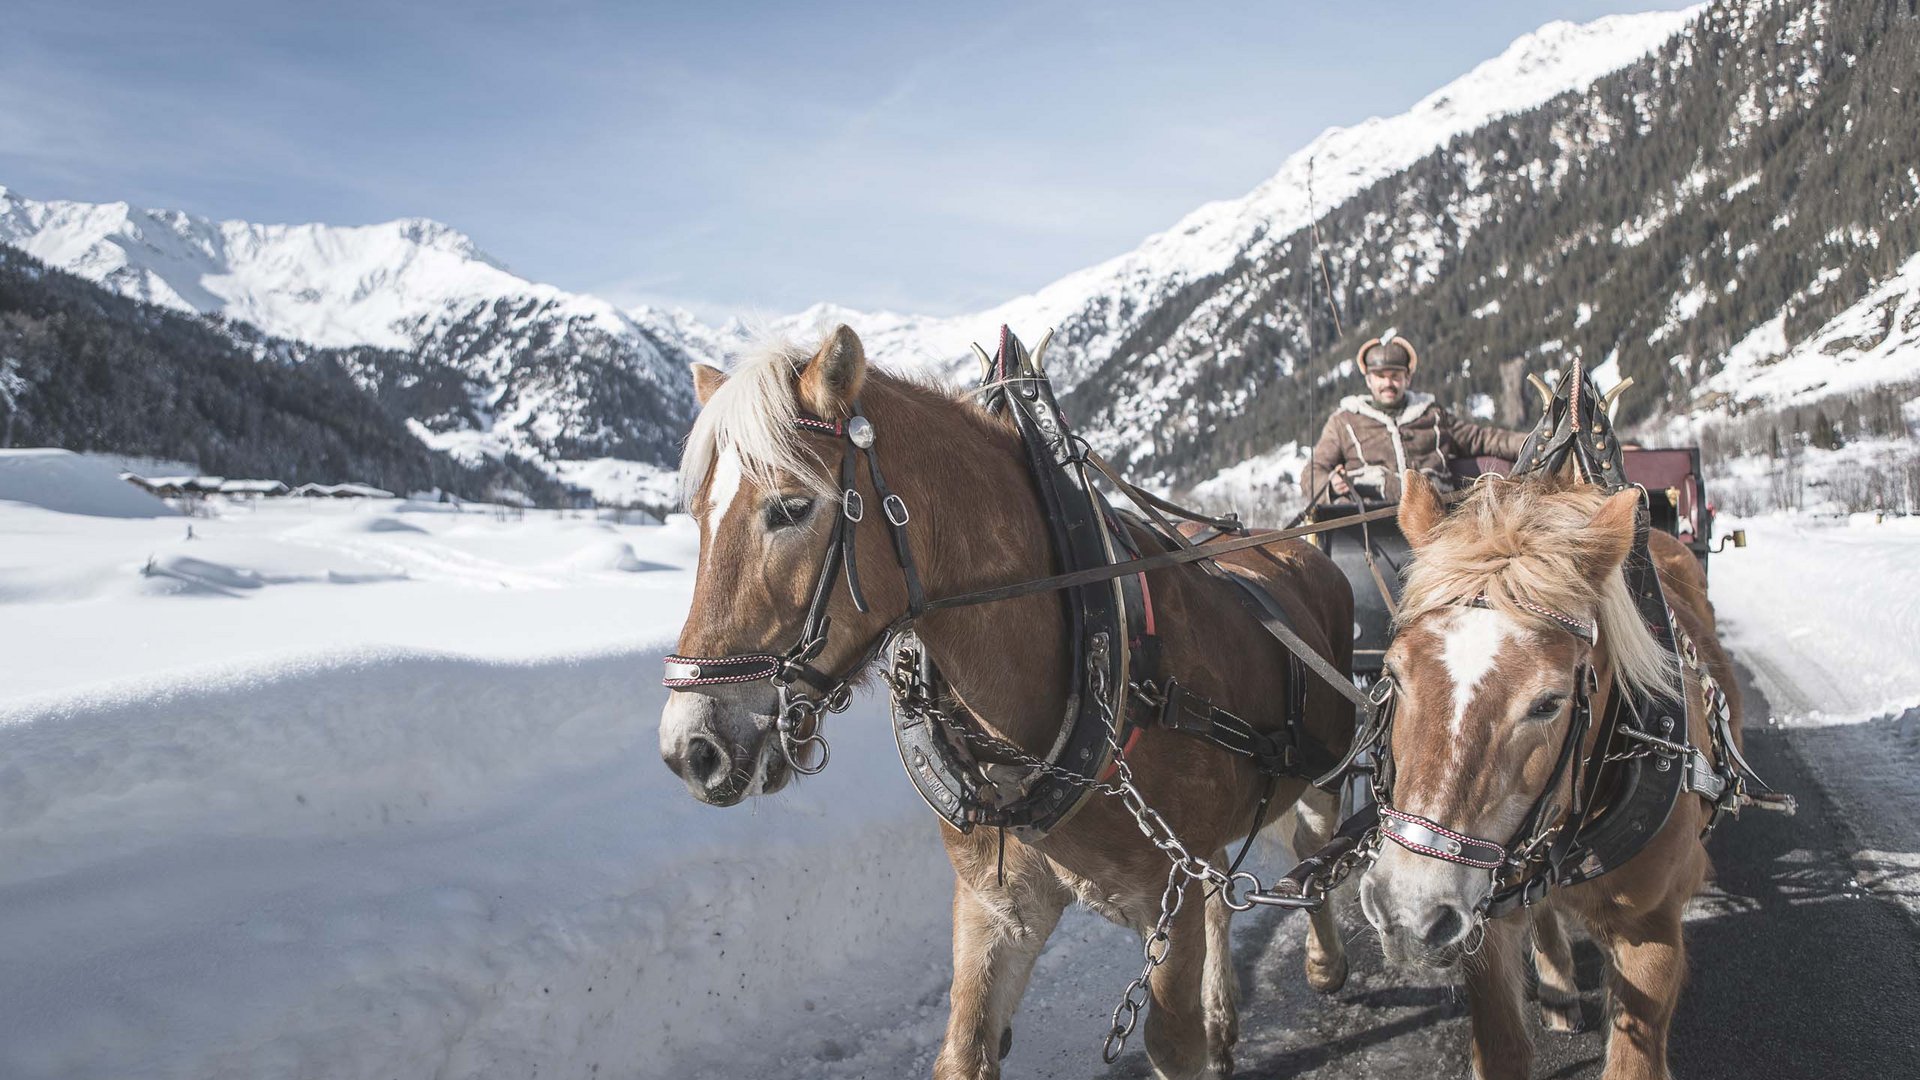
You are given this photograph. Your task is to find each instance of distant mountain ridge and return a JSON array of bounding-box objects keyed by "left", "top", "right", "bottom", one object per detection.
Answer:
[
  {"left": 1048, "top": 0, "right": 1920, "bottom": 487},
  {"left": 10, "top": 0, "right": 1910, "bottom": 510},
  {"left": 0, "top": 188, "right": 712, "bottom": 490},
  {"left": 779, "top": 7, "right": 1702, "bottom": 389},
  {"left": 0, "top": 6, "right": 1700, "bottom": 488},
  {"left": 0, "top": 245, "right": 566, "bottom": 503}
]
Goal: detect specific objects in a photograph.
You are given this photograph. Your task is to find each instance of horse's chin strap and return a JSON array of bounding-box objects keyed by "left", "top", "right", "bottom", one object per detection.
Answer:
[{"left": 663, "top": 401, "right": 926, "bottom": 774}]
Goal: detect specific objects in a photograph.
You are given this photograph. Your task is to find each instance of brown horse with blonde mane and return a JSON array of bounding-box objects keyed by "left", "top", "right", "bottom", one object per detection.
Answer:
[
  {"left": 659, "top": 325, "right": 1357, "bottom": 1079},
  {"left": 1360, "top": 468, "right": 1739, "bottom": 1080}
]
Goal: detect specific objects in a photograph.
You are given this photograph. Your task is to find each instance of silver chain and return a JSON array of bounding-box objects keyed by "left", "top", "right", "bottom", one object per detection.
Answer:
[{"left": 882, "top": 640, "right": 1373, "bottom": 1063}]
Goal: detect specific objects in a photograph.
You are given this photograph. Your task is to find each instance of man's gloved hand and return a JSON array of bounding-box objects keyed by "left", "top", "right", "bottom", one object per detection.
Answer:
[{"left": 1346, "top": 464, "right": 1388, "bottom": 496}]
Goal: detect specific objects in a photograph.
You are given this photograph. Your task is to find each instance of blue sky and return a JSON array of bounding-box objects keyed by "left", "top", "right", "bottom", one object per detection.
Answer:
[{"left": 1, "top": 1, "right": 1690, "bottom": 321}]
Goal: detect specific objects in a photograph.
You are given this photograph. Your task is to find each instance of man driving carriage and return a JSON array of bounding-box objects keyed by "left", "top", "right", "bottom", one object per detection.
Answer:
[{"left": 1299, "top": 330, "right": 1530, "bottom": 503}]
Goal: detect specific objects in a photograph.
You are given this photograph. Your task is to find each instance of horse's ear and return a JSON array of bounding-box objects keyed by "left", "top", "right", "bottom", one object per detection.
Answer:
[
  {"left": 691, "top": 363, "right": 727, "bottom": 406},
  {"left": 1581, "top": 489, "right": 1641, "bottom": 588},
  {"left": 798, "top": 324, "right": 867, "bottom": 418},
  {"left": 1399, "top": 470, "right": 1446, "bottom": 549}
]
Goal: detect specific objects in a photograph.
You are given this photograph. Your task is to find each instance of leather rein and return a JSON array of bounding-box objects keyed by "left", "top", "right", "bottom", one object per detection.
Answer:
[{"left": 661, "top": 350, "right": 1382, "bottom": 788}]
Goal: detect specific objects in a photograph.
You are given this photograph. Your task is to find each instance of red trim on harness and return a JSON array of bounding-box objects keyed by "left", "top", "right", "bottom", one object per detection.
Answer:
[
  {"left": 791, "top": 416, "right": 843, "bottom": 436},
  {"left": 1098, "top": 725, "right": 1144, "bottom": 784},
  {"left": 1136, "top": 572, "right": 1157, "bottom": 636}
]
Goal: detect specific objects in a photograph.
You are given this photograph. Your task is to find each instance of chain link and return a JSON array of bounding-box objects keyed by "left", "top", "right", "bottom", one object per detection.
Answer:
[{"left": 883, "top": 638, "right": 1367, "bottom": 1063}]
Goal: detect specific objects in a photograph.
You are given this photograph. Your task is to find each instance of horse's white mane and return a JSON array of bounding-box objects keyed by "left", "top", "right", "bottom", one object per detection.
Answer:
[
  {"left": 680, "top": 334, "right": 836, "bottom": 510},
  {"left": 1399, "top": 478, "right": 1679, "bottom": 699}
]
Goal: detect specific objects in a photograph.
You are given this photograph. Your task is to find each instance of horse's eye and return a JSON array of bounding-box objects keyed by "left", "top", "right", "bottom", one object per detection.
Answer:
[
  {"left": 1525, "top": 694, "right": 1567, "bottom": 721},
  {"left": 763, "top": 496, "right": 815, "bottom": 529}
]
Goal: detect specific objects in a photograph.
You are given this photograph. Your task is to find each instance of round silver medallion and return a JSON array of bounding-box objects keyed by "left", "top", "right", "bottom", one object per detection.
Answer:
[{"left": 847, "top": 415, "right": 876, "bottom": 448}]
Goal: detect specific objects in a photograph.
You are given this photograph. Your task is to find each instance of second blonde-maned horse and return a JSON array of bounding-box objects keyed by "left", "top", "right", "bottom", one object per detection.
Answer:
[
  {"left": 1360, "top": 469, "right": 1740, "bottom": 1080},
  {"left": 659, "top": 325, "right": 1357, "bottom": 1079}
]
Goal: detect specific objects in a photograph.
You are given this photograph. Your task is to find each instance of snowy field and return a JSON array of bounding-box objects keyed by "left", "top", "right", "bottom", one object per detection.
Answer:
[
  {"left": 6, "top": 449, "right": 1920, "bottom": 1079},
  {"left": 0, "top": 450, "right": 955, "bottom": 1080}
]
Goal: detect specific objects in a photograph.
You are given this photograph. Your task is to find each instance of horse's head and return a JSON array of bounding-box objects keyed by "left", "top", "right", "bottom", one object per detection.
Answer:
[
  {"left": 660, "top": 325, "right": 911, "bottom": 806},
  {"left": 1359, "top": 472, "right": 1667, "bottom": 965}
]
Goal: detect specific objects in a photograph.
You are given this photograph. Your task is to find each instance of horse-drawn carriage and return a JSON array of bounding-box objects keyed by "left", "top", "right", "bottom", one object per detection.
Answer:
[
  {"left": 1311, "top": 445, "right": 1740, "bottom": 680},
  {"left": 660, "top": 327, "right": 1780, "bottom": 1080}
]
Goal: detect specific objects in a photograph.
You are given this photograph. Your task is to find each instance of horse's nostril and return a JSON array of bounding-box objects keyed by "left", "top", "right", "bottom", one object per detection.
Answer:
[
  {"left": 1422, "top": 905, "right": 1466, "bottom": 948},
  {"left": 686, "top": 736, "right": 726, "bottom": 783}
]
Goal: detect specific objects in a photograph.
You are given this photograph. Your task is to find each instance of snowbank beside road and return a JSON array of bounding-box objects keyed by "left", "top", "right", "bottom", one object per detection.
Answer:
[
  {"left": 1710, "top": 511, "right": 1920, "bottom": 923},
  {"left": 0, "top": 646, "right": 950, "bottom": 1080},
  {"left": 0, "top": 484, "right": 954, "bottom": 1079},
  {"left": 1711, "top": 513, "right": 1920, "bottom": 724}
]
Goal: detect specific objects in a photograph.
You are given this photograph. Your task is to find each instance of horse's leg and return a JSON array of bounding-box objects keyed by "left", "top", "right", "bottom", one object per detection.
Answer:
[
  {"left": 1598, "top": 905, "right": 1687, "bottom": 1080},
  {"left": 1201, "top": 857, "right": 1239, "bottom": 1076},
  {"left": 1141, "top": 879, "right": 1219, "bottom": 1080},
  {"left": 933, "top": 852, "right": 1069, "bottom": 1080},
  {"left": 1290, "top": 786, "right": 1349, "bottom": 993},
  {"left": 1531, "top": 905, "right": 1583, "bottom": 1032},
  {"left": 1464, "top": 916, "right": 1533, "bottom": 1080}
]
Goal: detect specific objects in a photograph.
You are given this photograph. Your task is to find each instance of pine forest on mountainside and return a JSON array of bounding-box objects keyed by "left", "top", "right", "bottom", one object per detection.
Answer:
[
  {"left": 0, "top": 246, "right": 566, "bottom": 503},
  {"left": 1061, "top": 0, "right": 1920, "bottom": 486}
]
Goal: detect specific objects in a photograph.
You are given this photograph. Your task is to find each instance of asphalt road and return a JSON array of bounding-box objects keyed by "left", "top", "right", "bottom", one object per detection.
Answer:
[{"left": 1098, "top": 662, "right": 1920, "bottom": 1079}]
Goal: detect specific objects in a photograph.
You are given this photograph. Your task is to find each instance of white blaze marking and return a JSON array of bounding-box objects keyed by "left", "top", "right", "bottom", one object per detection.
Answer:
[
  {"left": 1441, "top": 607, "right": 1518, "bottom": 737},
  {"left": 704, "top": 447, "right": 744, "bottom": 534}
]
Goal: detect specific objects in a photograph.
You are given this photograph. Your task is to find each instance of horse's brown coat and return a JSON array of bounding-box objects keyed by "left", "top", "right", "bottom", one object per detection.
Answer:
[
  {"left": 1366, "top": 471, "right": 1741, "bottom": 1080},
  {"left": 662, "top": 328, "right": 1358, "bottom": 1079}
]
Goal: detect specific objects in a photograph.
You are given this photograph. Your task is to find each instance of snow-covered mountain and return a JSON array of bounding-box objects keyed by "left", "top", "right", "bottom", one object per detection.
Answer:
[
  {"left": 1021, "top": 0, "right": 1920, "bottom": 491},
  {"left": 11, "top": 0, "right": 1912, "bottom": 512},
  {"left": 0, "top": 188, "right": 715, "bottom": 494},
  {"left": 780, "top": 7, "right": 1701, "bottom": 389}
]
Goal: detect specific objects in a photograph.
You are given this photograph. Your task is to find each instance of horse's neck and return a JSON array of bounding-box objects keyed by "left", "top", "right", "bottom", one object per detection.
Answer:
[{"left": 890, "top": 394, "right": 1072, "bottom": 754}]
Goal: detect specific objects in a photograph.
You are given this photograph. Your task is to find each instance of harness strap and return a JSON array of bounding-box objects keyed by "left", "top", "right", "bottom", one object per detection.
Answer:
[
  {"left": 863, "top": 438, "right": 925, "bottom": 615},
  {"left": 1083, "top": 451, "right": 1361, "bottom": 718},
  {"left": 1379, "top": 805, "right": 1505, "bottom": 869},
  {"left": 663, "top": 653, "right": 783, "bottom": 687},
  {"left": 838, "top": 441, "right": 868, "bottom": 613}
]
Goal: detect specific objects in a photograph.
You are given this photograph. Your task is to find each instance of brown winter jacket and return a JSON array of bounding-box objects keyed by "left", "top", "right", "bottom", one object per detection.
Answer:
[{"left": 1300, "top": 392, "right": 1530, "bottom": 503}]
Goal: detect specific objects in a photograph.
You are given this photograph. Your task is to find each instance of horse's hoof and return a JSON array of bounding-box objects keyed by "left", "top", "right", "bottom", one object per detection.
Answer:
[
  {"left": 1208, "top": 1045, "right": 1236, "bottom": 1078},
  {"left": 1306, "top": 951, "right": 1349, "bottom": 994},
  {"left": 1539, "top": 997, "right": 1583, "bottom": 1033},
  {"left": 999, "top": 1026, "right": 1013, "bottom": 1060}
]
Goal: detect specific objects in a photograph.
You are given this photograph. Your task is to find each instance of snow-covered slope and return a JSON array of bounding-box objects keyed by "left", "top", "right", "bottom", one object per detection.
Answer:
[
  {"left": 779, "top": 7, "right": 1700, "bottom": 387},
  {"left": 0, "top": 187, "right": 712, "bottom": 471},
  {"left": 1700, "top": 251, "right": 1920, "bottom": 410}
]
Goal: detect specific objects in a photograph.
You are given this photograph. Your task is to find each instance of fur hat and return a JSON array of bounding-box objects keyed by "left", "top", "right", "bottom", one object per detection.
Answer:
[{"left": 1356, "top": 328, "right": 1419, "bottom": 375}]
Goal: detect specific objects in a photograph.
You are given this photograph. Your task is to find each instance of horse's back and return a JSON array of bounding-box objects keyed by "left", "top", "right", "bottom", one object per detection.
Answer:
[{"left": 1178, "top": 525, "right": 1354, "bottom": 672}]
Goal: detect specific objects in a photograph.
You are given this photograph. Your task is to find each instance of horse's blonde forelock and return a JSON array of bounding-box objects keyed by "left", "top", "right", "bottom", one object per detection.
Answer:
[
  {"left": 680, "top": 333, "right": 836, "bottom": 511},
  {"left": 1399, "top": 478, "right": 1678, "bottom": 698}
]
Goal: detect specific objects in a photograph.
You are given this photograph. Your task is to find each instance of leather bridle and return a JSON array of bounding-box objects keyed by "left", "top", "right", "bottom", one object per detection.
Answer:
[
  {"left": 662, "top": 403, "right": 924, "bottom": 774},
  {"left": 1370, "top": 595, "right": 1601, "bottom": 919}
]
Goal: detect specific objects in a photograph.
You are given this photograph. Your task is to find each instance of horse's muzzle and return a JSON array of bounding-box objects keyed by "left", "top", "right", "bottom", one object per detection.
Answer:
[{"left": 660, "top": 688, "right": 790, "bottom": 806}]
